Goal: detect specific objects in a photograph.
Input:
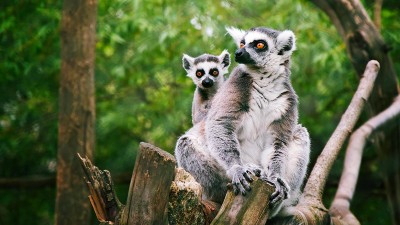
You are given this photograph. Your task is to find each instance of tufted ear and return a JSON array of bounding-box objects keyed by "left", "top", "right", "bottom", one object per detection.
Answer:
[
  {"left": 218, "top": 50, "right": 230, "bottom": 71},
  {"left": 226, "top": 26, "right": 246, "bottom": 48},
  {"left": 182, "top": 54, "right": 194, "bottom": 72},
  {"left": 276, "top": 30, "right": 296, "bottom": 55}
]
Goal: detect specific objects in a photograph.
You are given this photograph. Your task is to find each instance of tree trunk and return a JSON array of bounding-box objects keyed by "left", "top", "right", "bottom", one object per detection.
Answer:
[
  {"left": 309, "top": 1, "right": 400, "bottom": 224},
  {"left": 55, "top": 0, "right": 98, "bottom": 224},
  {"left": 119, "top": 142, "right": 176, "bottom": 225}
]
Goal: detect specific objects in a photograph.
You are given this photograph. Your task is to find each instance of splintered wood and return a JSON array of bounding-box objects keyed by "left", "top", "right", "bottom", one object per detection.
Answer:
[{"left": 78, "top": 153, "right": 123, "bottom": 224}]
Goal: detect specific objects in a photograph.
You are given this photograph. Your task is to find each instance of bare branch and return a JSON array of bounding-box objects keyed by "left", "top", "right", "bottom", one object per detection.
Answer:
[
  {"left": 303, "top": 60, "right": 380, "bottom": 202},
  {"left": 330, "top": 95, "right": 400, "bottom": 224}
]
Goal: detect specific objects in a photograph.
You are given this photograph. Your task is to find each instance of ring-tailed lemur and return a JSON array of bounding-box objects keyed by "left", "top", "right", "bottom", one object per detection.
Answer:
[
  {"left": 175, "top": 27, "right": 310, "bottom": 218},
  {"left": 175, "top": 51, "right": 231, "bottom": 203},
  {"left": 182, "top": 50, "right": 230, "bottom": 124}
]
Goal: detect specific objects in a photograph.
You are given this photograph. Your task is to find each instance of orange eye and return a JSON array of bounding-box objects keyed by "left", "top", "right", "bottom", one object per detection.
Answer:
[
  {"left": 239, "top": 43, "right": 245, "bottom": 48},
  {"left": 196, "top": 71, "right": 203, "bottom": 77},
  {"left": 256, "top": 42, "right": 265, "bottom": 49},
  {"left": 212, "top": 70, "right": 219, "bottom": 76}
]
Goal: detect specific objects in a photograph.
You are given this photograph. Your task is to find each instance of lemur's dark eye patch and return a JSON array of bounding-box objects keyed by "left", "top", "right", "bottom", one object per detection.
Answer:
[
  {"left": 196, "top": 69, "right": 205, "bottom": 78},
  {"left": 209, "top": 68, "right": 219, "bottom": 77}
]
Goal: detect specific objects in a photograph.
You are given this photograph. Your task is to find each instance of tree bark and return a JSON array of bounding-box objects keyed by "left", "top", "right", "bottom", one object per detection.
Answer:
[
  {"left": 168, "top": 168, "right": 207, "bottom": 225},
  {"left": 78, "top": 153, "right": 123, "bottom": 223},
  {"left": 55, "top": 0, "right": 98, "bottom": 225},
  {"left": 119, "top": 142, "right": 176, "bottom": 225},
  {"left": 211, "top": 178, "right": 274, "bottom": 225},
  {"left": 309, "top": 1, "right": 400, "bottom": 224}
]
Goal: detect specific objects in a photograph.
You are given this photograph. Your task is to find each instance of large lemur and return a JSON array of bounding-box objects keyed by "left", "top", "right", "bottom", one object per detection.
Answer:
[
  {"left": 175, "top": 27, "right": 310, "bottom": 217},
  {"left": 182, "top": 50, "right": 230, "bottom": 124}
]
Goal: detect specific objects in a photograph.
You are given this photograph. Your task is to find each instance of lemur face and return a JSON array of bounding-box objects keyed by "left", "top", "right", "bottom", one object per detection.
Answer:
[
  {"left": 182, "top": 50, "right": 230, "bottom": 89},
  {"left": 226, "top": 27, "right": 296, "bottom": 72}
]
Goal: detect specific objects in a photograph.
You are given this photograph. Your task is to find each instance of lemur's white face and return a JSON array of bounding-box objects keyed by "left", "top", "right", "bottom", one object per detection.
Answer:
[
  {"left": 226, "top": 27, "right": 296, "bottom": 73},
  {"left": 182, "top": 50, "right": 230, "bottom": 89}
]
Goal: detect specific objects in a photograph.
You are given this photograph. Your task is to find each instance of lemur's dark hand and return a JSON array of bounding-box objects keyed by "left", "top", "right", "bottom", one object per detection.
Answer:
[
  {"left": 261, "top": 175, "right": 290, "bottom": 207},
  {"left": 227, "top": 164, "right": 262, "bottom": 196}
]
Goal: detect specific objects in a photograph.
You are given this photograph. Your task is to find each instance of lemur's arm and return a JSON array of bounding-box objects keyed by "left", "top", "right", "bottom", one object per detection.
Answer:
[
  {"left": 206, "top": 69, "right": 261, "bottom": 195},
  {"left": 207, "top": 115, "right": 261, "bottom": 195},
  {"left": 263, "top": 94, "right": 297, "bottom": 205}
]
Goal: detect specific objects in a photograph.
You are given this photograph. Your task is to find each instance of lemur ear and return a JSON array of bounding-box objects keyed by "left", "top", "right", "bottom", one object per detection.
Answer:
[
  {"left": 218, "top": 50, "right": 230, "bottom": 70},
  {"left": 276, "top": 30, "right": 296, "bottom": 55},
  {"left": 182, "top": 54, "right": 194, "bottom": 72},
  {"left": 226, "top": 26, "right": 246, "bottom": 48}
]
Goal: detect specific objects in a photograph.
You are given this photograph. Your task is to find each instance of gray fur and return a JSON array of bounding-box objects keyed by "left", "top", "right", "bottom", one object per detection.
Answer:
[
  {"left": 175, "top": 27, "right": 310, "bottom": 218},
  {"left": 182, "top": 50, "right": 231, "bottom": 124}
]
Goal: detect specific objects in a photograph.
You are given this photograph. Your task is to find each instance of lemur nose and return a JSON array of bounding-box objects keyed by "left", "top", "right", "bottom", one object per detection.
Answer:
[
  {"left": 235, "top": 49, "right": 243, "bottom": 57},
  {"left": 202, "top": 78, "right": 214, "bottom": 88}
]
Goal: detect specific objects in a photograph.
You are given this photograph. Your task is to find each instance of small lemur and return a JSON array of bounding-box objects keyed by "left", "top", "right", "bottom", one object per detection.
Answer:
[
  {"left": 182, "top": 50, "right": 230, "bottom": 124},
  {"left": 175, "top": 27, "right": 310, "bottom": 218},
  {"left": 175, "top": 51, "right": 231, "bottom": 203}
]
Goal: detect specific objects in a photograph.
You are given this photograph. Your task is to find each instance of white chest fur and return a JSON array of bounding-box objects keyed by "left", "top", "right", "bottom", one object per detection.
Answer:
[{"left": 237, "top": 73, "right": 289, "bottom": 165}]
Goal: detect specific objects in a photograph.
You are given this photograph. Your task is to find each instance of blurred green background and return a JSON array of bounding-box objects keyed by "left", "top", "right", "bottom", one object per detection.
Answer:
[{"left": 0, "top": 0, "right": 399, "bottom": 224}]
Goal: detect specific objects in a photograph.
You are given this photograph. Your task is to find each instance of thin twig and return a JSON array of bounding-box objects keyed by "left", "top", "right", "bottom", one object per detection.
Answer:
[
  {"left": 302, "top": 60, "right": 380, "bottom": 202},
  {"left": 330, "top": 95, "right": 400, "bottom": 224}
]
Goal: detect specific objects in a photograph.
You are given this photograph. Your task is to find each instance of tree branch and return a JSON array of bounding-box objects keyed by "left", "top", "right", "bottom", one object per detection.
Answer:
[
  {"left": 303, "top": 60, "right": 380, "bottom": 202},
  {"left": 330, "top": 95, "right": 400, "bottom": 225}
]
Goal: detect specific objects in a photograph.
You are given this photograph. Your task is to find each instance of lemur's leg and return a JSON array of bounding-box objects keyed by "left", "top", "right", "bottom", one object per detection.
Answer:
[
  {"left": 175, "top": 130, "right": 229, "bottom": 203},
  {"left": 277, "top": 124, "right": 311, "bottom": 217}
]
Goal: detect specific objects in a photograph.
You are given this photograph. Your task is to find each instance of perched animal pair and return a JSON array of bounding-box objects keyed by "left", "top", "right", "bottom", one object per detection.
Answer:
[{"left": 175, "top": 27, "right": 310, "bottom": 218}]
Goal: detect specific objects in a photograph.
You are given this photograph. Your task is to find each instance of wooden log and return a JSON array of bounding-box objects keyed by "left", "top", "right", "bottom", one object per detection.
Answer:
[
  {"left": 211, "top": 177, "right": 274, "bottom": 225},
  {"left": 168, "top": 168, "right": 206, "bottom": 225},
  {"left": 77, "top": 153, "right": 123, "bottom": 223},
  {"left": 120, "top": 142, "right": 176, "bottom": 225}
]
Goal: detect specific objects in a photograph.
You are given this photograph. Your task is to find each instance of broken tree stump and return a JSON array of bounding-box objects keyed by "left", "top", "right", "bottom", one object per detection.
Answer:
[
  {"left": 211, "top": 177, "right": 274, "bottom": 225},
  {"left": 79, "top": 142, "right": 276, "bottom": 225},
  {"left": 119, "top": 142, "right": 176, "bottom": 225},
  {"left": 168, "top": 168, "right": 206, "bottom": 225},
  {"left": 78, "top": 153, "right": 123, "bottom": 223}
]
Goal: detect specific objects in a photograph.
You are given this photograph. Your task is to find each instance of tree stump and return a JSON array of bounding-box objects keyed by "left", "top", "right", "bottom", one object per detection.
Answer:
[
  {"left": 78, "top": 154, "right": 123, "bottom": 223},
  {"left": 211, "top": 177, "right": 274, "bottom": 225},
  {"left": 168, "top": 168, "right": 206, "bottom": 225},
  {"left": 119, "top": 142, "right": 176, "bottom": 225}
]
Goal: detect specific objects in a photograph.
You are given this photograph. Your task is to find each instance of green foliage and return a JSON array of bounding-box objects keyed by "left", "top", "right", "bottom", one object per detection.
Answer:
[{"left": 0, "top": 0, "right": 399, "bottom": 224}]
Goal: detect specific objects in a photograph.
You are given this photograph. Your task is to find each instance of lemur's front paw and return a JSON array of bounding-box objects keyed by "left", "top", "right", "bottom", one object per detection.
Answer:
[
  {"left": 227, "top": 164, "right": 261, "bottom": 196},
  {"left": 261, "top": 176, "right": 290, "bottom": 207}
]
